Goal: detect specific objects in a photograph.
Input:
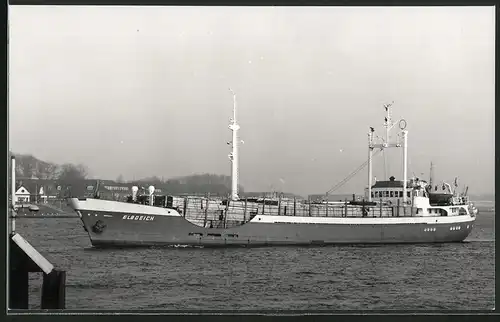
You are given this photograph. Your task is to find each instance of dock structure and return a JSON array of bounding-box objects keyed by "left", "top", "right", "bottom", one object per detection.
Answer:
[{"left": 9, "top": 156, "right": 66, "bottom": 310}]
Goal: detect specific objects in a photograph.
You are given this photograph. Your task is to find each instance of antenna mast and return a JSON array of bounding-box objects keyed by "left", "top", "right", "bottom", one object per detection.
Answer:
[
  {"left": 383, "top": 101, "right": 394, "bottom": 179},
  {"left": 367, "top": 102, "right": 408, "bottom": 203},
  {"left": 228, "top": 88, "right": 241, "bottom": 201}
]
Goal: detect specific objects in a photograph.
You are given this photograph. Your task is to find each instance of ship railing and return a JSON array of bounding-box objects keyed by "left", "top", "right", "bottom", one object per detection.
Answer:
[
  {"left": 178, "top": 195, "right": 427, "bottom": 223},
  {"left": 451, "top": 196, "right": 469, "bottom": 206}
]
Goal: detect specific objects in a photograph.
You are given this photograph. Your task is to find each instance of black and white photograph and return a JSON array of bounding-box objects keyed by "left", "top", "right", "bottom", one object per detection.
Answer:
[{"left": 7, "top": 4, "right": 495, "bottom": 312}]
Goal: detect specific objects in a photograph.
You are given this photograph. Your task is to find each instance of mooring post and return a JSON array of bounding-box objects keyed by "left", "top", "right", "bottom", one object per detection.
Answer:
[
  {"left": 308, "top": 196, "right": 312, "bottom": 217},
  {"left": 262, "top": 196, "right": 266, "bottom": 215},
  {"left": 9, "top": 266, "right": 29, "bottom": 309},
  {"left": 397, "top": 198, "right": 400, "bottom": 217},
  {"left": 41, "top": 270, "right": 66, "bottom": 309},
  {"left": 293, "top": 197, "right": 296, "bottom": 216}
]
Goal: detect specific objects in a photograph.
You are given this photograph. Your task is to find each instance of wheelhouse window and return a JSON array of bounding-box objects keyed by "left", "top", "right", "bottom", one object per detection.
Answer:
[
  {"left": 371, "top": 192, "right": 374, "bottom": 198},
  {"left": 407, "top": 192, "right": 411, "bottom": 197},
  {"left": 390, "top": 191, "right": 394, "bottom": 197}
]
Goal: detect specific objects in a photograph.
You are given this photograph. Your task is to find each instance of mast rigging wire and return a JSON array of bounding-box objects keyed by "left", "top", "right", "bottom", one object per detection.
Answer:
[{"left": 326, "top": 148, "right": 383, "bottom": 195}]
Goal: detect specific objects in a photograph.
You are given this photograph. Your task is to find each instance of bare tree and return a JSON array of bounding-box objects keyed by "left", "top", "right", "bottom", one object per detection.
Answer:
[{"left": 57, "top": 163, "right": 89, "bottom": 181}]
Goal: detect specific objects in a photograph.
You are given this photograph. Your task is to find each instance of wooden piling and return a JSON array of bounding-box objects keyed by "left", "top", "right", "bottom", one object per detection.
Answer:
[
  {"left": 397, "top": 198, "right": 400, "bottom": 217},
  {"left": 41, "top": 270, "right": 66, "bottom": 309},
  {"left": 9, "top": 269, "right": 29, "bottom": 309},
  {"left": 308, "top": 196, "right": 312, "bottom": 217},
  {"left": 293, "top": 197, "right": 297, "bottom": 216}
]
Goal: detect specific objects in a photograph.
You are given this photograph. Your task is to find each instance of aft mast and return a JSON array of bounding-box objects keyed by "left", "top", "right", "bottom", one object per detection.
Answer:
[{"left": 228, "top": 88, "right": 242, "bottom": 201}]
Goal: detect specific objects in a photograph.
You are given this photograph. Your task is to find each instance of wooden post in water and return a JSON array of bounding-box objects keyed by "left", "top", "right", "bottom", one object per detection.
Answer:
[
  {"left": 308, "top": 196, "right": 312, "bottom": 217},
  {"left": 183, "top": 198, "right": 188, "bottom": 218},
  {"left": 262, "top": 196, "right": 266, "bottom": 215},
  {"left": 293, "top": 197, "right": 297, "bottom": 216},
  {"left": 397, "top": 198, "right": 400, "bottom": 217},
  {"left": 9, "top": 267, "right": 29, "bottom": 309},
  {"left": 243, "top": 198, "right": 247, "bottom": 222},
  {"left": 41, "top": 270, "right": 66, "bottom": 309}
]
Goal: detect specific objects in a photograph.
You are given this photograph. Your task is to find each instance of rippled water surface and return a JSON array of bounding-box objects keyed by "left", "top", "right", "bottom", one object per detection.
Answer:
[{"left": 17, "top": 209, "right": 494, "bottom": 311}]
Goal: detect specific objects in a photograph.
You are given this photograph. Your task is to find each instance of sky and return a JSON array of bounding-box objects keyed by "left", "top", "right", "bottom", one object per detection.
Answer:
[{"left": 8, "top": 6, "right": 495, "bottom": 196}]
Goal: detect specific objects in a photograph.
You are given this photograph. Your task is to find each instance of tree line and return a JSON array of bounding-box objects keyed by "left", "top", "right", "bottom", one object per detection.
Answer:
[
  {"left": 10, "top": 152, "right": 244, "bottom": 196},
  {"left": 11, "top": 152, "right": 89, "bottom": 182}
]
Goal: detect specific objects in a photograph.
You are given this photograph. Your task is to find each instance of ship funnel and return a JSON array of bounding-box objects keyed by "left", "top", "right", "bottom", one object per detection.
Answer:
[
  {"left": 132, "top": 186, "right": 139, "bottom": 201},
  {"left": 148, "top": 185, "right": 155, "bottom": 206}
]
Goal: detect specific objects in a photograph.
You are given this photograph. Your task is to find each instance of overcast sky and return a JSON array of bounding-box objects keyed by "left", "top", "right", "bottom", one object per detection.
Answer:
[{"left": 9, "top": 6, "right": 495, "bottom": 196}]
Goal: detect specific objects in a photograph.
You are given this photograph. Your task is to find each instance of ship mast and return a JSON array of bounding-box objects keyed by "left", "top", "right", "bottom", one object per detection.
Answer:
[
  {"left": 367, "top": 102, "right": 408, "bottom": 203},
  {"left": 383, "top": 102, "right": 393, "bottom": 180},
  {"left": 228, "top": 88, "right": 241, "bottom": 201}
]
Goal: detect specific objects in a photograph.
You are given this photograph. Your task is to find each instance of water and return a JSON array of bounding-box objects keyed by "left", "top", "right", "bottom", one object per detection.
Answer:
[{"left": 16, "top": 210, "right": 494, "bottom": 311}]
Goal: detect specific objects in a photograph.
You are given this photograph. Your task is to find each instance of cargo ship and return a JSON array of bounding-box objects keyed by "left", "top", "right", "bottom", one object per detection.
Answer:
[{"left": 68, "top": 96, "right": 477, "bottom": 247}]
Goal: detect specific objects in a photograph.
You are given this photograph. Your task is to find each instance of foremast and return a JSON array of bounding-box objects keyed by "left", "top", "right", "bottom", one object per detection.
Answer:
[
  {"left": 368, "top": 102, "right": 408, "bottom": 203},
  {"left": 228, "top": 88, "right": 243, "bottom": 201}
]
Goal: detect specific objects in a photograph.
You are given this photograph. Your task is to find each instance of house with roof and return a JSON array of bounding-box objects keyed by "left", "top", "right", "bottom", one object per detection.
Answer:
[
  {"left": 14, "top": 184, "right": 31, "bottom": 204},
  {"left": 15, "top": 179, "right": 68, "bottom": 204}
]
